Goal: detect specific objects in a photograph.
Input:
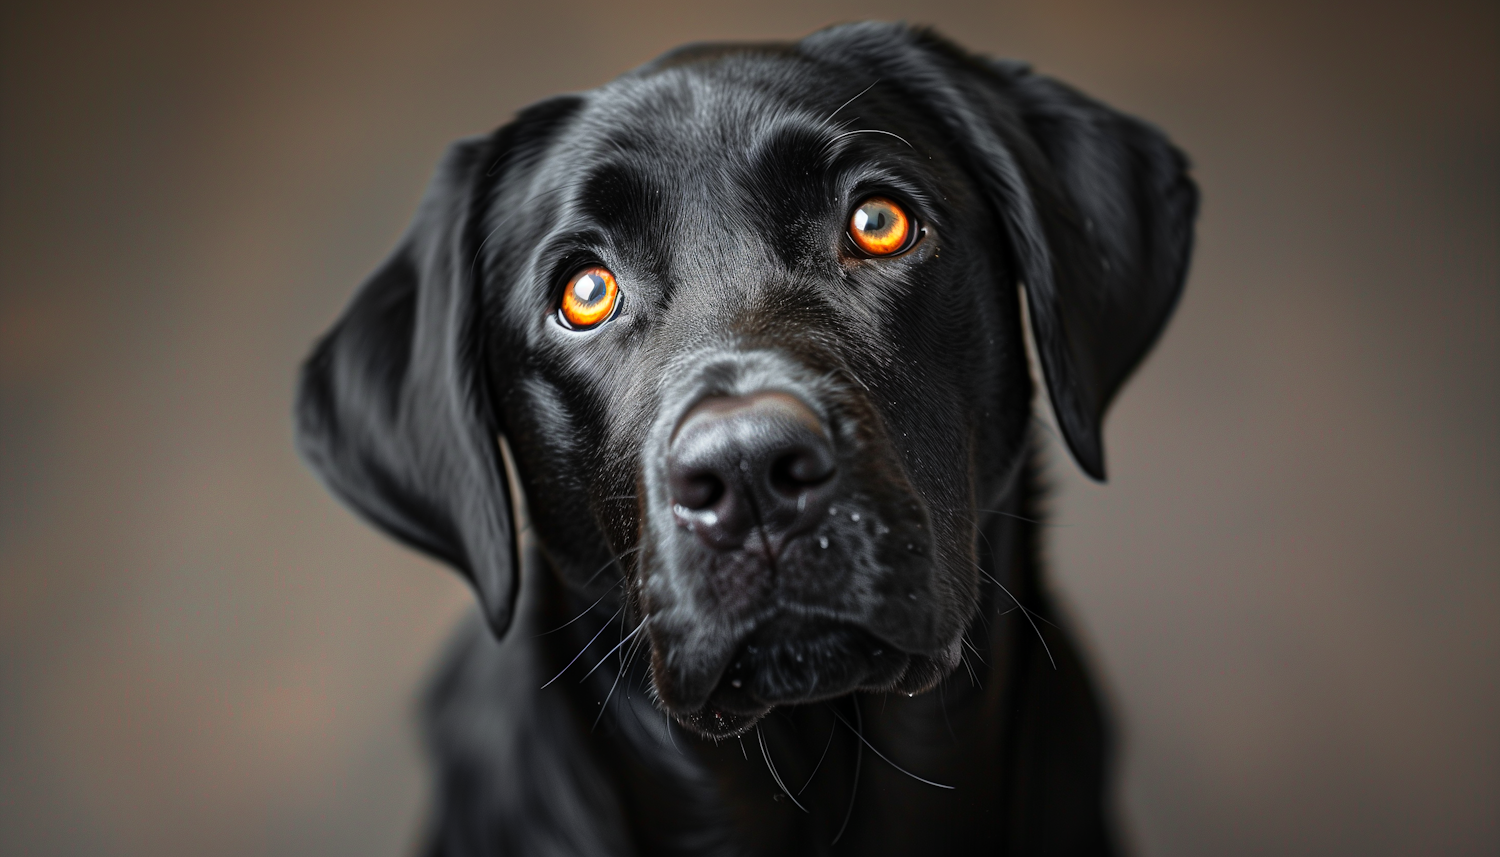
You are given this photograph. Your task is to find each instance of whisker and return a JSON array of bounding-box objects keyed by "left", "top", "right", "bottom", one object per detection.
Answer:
[
  {"left": 620, "top": 619, "right": 652, "bottom": 689},
  {"left": 958, "top": 648, "right": 979, "bottom": 687},
  {"left": 540, "top": 607, "right": 622, "bottom": 689},
  {"left": 591, "top": 616, "right": 650, "bottom": 731},
  {"left": 591, "top": 654, "right": 628, "bottom": 731},
  {"left": 825, "top": 78, "right": 880, "bottom": 123},
  {"left": 826, "top": 128, "right": 915, "bottom": 151},
  {"left": 798, "top": 715, "right": 838, "bottom": 796},
  {"left": 972, "top": 507, "right": 1056, "bottom": 526},
  {"left": 961, "top": 634, "right": 986, "bottom": 665},
  {"left": 620, "top": 618, "right": 647, "bottom": 703},
  {"left": 829, "top": 116, "right": 860, "bottom": 136},
  {"left": 832, "top": 709, "right": 954, "bottom": 790},
  {"left": 582, "top": 544, "right": 642, "bottom": 589},
  {"left": 664, "top": 710, "right": 681, "bottom": 754},
  {"left": 977, "top": 567, "right": 1057, "bottom": 670},
  {"left": 1027, "top": 608, "right": 1061, "bottom": 630},
  {"left": 932, "top": 502, "right": 1066, "bottom": 528},
  {"left": 533, "top": 577, "right": 622, "bottom": 637},
  {"left": 973, "top": 563, "right": 1059, "bottom": 626},
  {"left": 758, "top": 726, "right": 809, "bottom": 813},
  {"left": 580, "top": 616, "right": 648, "bottom": 682},
  {"left": 830, "top": 701, "right": 862, "bottom": 847}
]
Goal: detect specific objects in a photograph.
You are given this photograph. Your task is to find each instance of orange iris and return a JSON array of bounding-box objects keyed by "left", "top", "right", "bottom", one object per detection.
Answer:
[
  {"left": 848, "top": 196, "right": 912, "bottom": 256},
  {"left": 560, "top": 266, "right": 620, "bottom": 328}
]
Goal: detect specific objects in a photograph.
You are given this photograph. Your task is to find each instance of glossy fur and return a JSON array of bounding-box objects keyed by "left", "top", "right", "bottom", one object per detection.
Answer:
[{"left": 296, "top": 22, "right": 1196, "bottom": 856}]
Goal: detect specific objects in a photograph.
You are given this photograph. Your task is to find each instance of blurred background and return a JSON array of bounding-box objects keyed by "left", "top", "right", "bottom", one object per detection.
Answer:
[{"left": 2, "top": 0, "right": 1495, "bottom": 854}]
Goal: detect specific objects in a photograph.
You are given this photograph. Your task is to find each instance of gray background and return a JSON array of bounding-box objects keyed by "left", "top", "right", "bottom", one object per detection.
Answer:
[{"left": 2, "top": 0, "right": 1495, "bottom": 854}]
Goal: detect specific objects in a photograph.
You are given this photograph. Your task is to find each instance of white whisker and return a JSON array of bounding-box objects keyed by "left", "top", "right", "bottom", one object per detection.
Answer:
[
  {"left": 826, "top": 128, "right": 915, "bottom": 150},
  {"left": 580, "top": 616, "right": 647, "bottom": 682},
  {"left": 825, "top": 79, "right": 880, "bottom": 123},
  {"left": 540, "top": 607, "right": 621, "bottom": 689},
  {"left": 798, "top": 715, "right": 838, "bottom": 796},
  {"left": 832, "top": 709, "right": 954, "bottom": 790},
  {"left": 591, "top": 616, "right": 650, "bottom": 731},
  {"left": 534, "top": 576, "right": 622, "bottom": 637},
  {"left": 977, "top": 566, "right": 1057, "bottom": 670},
  {"left": 758, "top": 726, "right": 808, "bottom": 813},
  {"left": 830, "top": 702, "right": 863, "bottom": 846}
]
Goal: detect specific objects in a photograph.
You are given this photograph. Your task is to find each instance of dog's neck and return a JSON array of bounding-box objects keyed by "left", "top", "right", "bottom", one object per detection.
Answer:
[{"left": 524, "top": 463, "right": 1085, "bottom": 855}]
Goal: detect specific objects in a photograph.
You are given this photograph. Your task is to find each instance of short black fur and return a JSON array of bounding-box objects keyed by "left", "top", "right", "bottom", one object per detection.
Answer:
[{"left": 296, "top": 22, "right": 1196, "bottom": 856}]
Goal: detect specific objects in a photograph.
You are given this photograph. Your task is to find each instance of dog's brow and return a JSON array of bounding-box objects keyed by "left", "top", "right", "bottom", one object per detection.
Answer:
[
  {"left": 573, "top": 161, "right": 670, "bottom": 238},
  {"left": 823, "top": 128, "right": 916, "bottom": 156}
]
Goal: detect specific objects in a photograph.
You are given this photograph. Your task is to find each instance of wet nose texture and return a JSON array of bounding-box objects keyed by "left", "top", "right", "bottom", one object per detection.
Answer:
[{"left": 667, "top": 391, "right": 836, "bottom": 553}]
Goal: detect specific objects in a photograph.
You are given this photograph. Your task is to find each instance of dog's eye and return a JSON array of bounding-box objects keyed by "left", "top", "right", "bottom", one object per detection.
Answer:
[
  {"left": 559, "top": 266, "right": 620, "bottom": 329},
  {"left": 848, "top": 196, "right": 913, "bottom": 256}
]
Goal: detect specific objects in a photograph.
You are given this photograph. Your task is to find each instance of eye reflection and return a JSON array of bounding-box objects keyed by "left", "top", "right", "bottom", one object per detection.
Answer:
[
  {"left": 560, "top": 266, "right": 620, "bottom": 329},
  {"left": 848, "top": 196, "right": 913, "bottom": 256}
]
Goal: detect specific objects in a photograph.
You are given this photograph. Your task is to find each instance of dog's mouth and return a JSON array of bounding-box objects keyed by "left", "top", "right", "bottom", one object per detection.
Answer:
[{"left": 660, "top": 617, "right": 917, "bottom": 738}]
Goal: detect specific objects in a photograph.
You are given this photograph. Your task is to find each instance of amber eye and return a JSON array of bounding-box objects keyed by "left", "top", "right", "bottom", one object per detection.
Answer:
[
  {"left": 559, "top": 266, "right": 620, "bottom": 329},
  {"left": 848, "top": 196, "right": 913, "bottom": 256}
]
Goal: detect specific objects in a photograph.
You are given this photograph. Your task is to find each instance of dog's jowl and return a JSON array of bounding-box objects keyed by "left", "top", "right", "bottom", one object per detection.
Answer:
[{"left": 296, "top": 22, "right": 1196, "bottom": 856}]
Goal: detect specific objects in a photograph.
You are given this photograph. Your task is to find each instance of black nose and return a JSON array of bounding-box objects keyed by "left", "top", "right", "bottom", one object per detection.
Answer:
[{"left": 667, "top": 391, "right": 837, "bottom": 552}]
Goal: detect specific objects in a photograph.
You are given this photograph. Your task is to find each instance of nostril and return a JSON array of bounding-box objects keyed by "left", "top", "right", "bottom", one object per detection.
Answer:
[
  {"left": 672, "top": 470, "right": 725, "bottom": 511},
  {"left": 769, "top": 447, "right": 836, "bottom": 498},
  {"left": 668, "top": 391, "right": 835, "bottom": 548}
]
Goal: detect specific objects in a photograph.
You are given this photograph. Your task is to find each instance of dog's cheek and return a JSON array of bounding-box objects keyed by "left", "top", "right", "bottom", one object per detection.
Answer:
[
  {"left": 872, "top": 430, "right": 980, "bottom": 653},
  {"left": 503, "top": 377, "right": 623, "bottom": 586}
]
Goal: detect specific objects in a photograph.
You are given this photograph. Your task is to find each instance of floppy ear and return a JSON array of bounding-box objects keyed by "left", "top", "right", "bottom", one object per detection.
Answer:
[
  {"left": 802, "top": 24, "right": 1198, "bottom": 479},
  {"left": 983, "top": 60, "right": 1198, "bottom": 480},
  {"left": 295, "top": 99, "right": 580, "bottom": 637}
]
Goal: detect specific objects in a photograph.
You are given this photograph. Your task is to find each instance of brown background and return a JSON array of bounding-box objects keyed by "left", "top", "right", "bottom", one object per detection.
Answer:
[{"left": 2, "top": 0, "right": 1495, "bottom": 854}]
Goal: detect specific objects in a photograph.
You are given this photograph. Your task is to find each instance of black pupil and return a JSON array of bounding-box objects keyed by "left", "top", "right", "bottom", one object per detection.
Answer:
[
  {"left": 861, "top": 206, "right": 890, "bottom": 233},
  {"left": 574, "top": 273, "right": 606, "bottom": 303}
]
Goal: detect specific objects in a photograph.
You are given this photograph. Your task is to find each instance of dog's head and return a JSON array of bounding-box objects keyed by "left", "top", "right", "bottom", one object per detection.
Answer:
[{"left": 296, "top": 24, "right": 1194, "bottom": 738}]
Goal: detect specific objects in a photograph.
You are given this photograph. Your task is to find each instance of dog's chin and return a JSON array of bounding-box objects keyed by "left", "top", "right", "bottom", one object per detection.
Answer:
[
  {"left": 670, "top": 704, "right": 770, "bottom": 739},
  {"left": 657, "top": 622, "right": 962, "bottom": 739}
]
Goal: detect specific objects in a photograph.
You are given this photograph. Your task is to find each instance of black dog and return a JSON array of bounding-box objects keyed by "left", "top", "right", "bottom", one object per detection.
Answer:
[{"left": 296, "top": 22, "right": 1195, "bottom": 856}]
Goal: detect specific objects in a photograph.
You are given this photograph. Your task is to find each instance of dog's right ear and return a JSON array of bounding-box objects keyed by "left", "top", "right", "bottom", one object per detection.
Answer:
[{"left": 295, "top": 97, "right": 582, "bottom": 639}]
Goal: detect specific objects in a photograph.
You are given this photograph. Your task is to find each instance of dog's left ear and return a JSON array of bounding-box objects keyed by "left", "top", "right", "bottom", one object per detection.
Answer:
[
  {"left": 981, "top": 59, "right": 1199, "bottom": 480},
  {"left": 295, "top": 98, "right": 581, "bottom": 638},
  {"left": 804, "top": 24, "right": 1198, "bottom": 480}
]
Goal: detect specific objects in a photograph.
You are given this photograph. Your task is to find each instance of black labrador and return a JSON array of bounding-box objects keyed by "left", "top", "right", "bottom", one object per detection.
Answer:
[{"left": 296, "top": 22, "right": 1195, "bottom": 856}]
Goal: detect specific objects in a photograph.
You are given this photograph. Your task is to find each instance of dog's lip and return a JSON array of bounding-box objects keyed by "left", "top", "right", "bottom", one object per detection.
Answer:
[
  {"left": 664, "top": 647, "right": 958, "bottom": 739},
  {"left": 658, "top": 617, "right": 915, "bottom": 735},
  {"left": 672, "top": 703, "right": 770, "bottom": 739}
]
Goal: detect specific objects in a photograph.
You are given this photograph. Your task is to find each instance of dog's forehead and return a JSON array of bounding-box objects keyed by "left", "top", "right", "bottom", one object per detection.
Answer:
[
  {"left": 522, "top": 56, "right": 944, "bottom": 267},
  {"left": 512, "top": 56, "right": 924, "bottom": 297},
  {"left": 573, "top": 53, "right": 841, "bottom": 159},
  {"left": 492, "top": 51, "right": 969, "bottom": 393}
]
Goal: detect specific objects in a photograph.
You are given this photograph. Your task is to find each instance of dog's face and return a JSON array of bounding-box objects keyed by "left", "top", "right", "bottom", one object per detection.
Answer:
[
  {"left": 296, "top": 24, "right": 1195, "bottom": 738},
  {"left": 489, "top": 56, "right": 1031, "bottom": 735}
]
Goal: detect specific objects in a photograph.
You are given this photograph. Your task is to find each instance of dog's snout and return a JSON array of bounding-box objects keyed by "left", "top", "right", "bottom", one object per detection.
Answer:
[{"left": 667, "top": 391, "right": 836, "bottom": 551}]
